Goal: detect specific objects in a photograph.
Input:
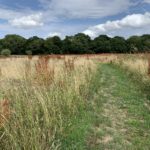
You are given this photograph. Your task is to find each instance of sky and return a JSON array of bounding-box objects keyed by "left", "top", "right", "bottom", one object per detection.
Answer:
[{"left": 0, "top": 0, "right": 150, "bottom": 39}]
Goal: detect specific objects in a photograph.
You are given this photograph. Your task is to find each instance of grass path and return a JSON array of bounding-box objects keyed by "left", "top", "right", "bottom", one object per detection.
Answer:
[{"left": 86, "top": 64, "right": 150, "bottom": 150}]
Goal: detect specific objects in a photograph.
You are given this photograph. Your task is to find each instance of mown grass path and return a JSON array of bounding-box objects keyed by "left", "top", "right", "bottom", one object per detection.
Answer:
[{"left": 86, "top": 64, "right": 150, "bottom": 150}]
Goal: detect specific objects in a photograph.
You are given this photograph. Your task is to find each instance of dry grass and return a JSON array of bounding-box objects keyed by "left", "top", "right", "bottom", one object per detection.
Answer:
[
  {"left": 0, "top": 99, "right": 10, "bottom": 128},
  {"left": 0, "top": 54, "right": 149, "bottom": 149},
  {"left": 0, "top": 55, "right": 99, "bottom": 149},
  {"left": 113, "top": 54, "right": 150, "bottom": 76}
]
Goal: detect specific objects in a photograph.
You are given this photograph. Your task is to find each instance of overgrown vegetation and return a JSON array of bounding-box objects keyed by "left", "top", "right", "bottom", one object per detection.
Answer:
[
  {"left": 0, "top": 54, "right": 150, "bottom": 149},
  {"left": 0, "top": 34, "right": 150, "bottom": 55},
  {"left": 0, "top": 56, "right": 98, "bottom": 149}
]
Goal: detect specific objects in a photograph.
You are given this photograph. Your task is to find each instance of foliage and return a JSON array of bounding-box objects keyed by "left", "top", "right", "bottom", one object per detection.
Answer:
[
  {"left": 25, "top": 50, "right": 32, "bottom": 55},
  {"left": 0, "top": 49, "right": 11, "bottom": 56},
  {"left": 110, "top": 36, "right": 128, "bottom": 53},
  {"left": 127, "top": 36, "right": 143, "bottom": 53},
  {"left": 0, "top": 33, "right": 150, "bottom": 54},
  {"left": 44, "top": 36, "right": 62, "bottom": 54},
  {"left": 92, "top": 35, "right": 111, "bottom": 53},
  {"left": 25, "top": 36, "right": 45, "bottom": 55},
  {"left": 1, "top": 34, "right": 26, "bottom": 54}
]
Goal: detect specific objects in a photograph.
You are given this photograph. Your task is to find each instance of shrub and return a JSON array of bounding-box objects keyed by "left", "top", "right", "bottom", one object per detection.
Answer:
[
  {"left": 1, "top": 49, "right": 11, "bottom": 56},
  {"left": 26, "top": 50, "right": 32, "bottom": 55}
]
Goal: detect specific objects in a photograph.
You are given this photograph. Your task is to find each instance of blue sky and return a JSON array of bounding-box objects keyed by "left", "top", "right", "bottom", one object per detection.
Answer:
[{"left": 0, "top": 0, "right": 150, "bottom": 39}]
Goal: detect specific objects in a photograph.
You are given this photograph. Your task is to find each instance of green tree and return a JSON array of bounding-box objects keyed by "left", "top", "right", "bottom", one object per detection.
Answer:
[
  {"left": 63, "top": 33, "right": 92, "bottom": 54},
  {"left": 0, "top": 33, "right": 149, "bottom": 55},
  {"left": 141, "top": 34, "right": 150, "bottom": 52},
  {"left": 127, "top": 36, "right": 143, "bottom": 53},
  {"left": 2, "top": 34, "right": 26, "bottom": 54},
  {"left": 110, "top": 36, "right": 128, "bottom": 53},
  {"left": 0, "top": 39, "right": 3, "bottom": 53},
  {"left": 62, "top": 36, "right": 73, "bottom": 54},
  {"left": 92, "top": 35, "right": 111, "bottom": 53},
  {"left": 44, "top": 36, "right": 62, "bottom": 54},
  {"left": 25, "top": 36, "right": 45, "bottom": 55},
  {"left": 73, "top": 33, "right": 92, "bottom": 53}
]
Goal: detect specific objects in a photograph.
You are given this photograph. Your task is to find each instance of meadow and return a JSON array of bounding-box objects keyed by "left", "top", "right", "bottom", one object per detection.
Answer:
[{"left": 0, "top": 54, "right": 150, "bottom": 149}]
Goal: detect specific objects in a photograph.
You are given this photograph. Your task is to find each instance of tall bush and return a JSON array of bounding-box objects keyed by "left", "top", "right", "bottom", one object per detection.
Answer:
[{"left": 1, "top": 49, "right": 11, "bottom": 56}]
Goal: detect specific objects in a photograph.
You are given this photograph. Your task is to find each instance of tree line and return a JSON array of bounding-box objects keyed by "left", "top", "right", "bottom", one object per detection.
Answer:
[{"left": 0, "top": 33, "right": 150, "bottom": 55}]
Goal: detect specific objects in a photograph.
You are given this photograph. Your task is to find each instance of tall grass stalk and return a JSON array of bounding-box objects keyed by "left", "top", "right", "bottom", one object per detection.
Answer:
[{"left": 0, "top": 56, "right": 97, "bottom": 149}]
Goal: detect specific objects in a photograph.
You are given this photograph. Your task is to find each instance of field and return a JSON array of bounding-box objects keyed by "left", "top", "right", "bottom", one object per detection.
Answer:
[{"left": 0, "top": 54, "right": 150, "bottom": 149}]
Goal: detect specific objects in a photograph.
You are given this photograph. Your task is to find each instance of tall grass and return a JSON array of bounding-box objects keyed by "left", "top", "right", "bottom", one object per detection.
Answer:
[
  {"left": 0, "top": 56, "right": 97, "bottom": 149},
  {"left": 148, "top": 55, "right": 150, "bottom": 76},
  {"left": 113, "top": 54, "right": 150, "bottom": 97},
  {"left": 114, "top": 54, "right": 149, "bottom": 76},
  {"left": 1, "top": 54, "right": 149, "bottom": 149}
]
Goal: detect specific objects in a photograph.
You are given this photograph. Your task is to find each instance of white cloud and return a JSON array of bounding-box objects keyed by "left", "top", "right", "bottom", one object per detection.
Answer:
[
  {"left": 0, "top": 0, "right": 133, "bottom": 30},
  {"left": 83, "top": 12, "right": 150, "bottom": 38},
  {"left": 0, "top": 8, "right": 23, "bottom": 20},
  {"left": 47, "top": 32, "right": 62, "bottom": 38},
  {"left": 144, "top": 0, "right": 150, "bottom": 3},
  {"left": 0, "top": 6, "right": 45, "bottom": 29},
  {"left": 40, "top": 0, "right": 131, "bottom": 18},
  {"left": 9, "top": 13, "right": 44, "bottom": 28},
  {"left": 0, "top": 0, "right": 149, "bottom": 37}
]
